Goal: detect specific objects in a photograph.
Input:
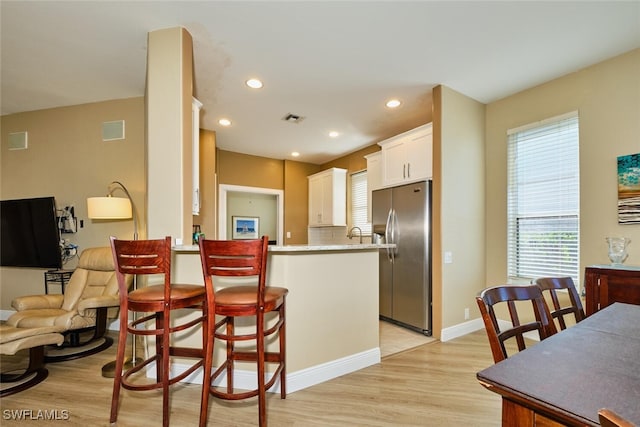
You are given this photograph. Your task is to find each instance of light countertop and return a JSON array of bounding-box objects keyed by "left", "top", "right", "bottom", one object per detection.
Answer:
[
  {"left": 173, "top": 243, "right": 395, "bottom": 253},
  {"left": 268, "top": 243, "right": 395, "bottom": 252}
]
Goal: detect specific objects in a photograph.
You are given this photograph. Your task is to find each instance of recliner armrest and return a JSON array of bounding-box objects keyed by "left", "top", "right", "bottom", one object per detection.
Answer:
[
  {"left": 12, "top": 294, "right": 64, "bottom": 311},
  {"left": 77, "top": 295, "right": 120, "bottom": 315}
]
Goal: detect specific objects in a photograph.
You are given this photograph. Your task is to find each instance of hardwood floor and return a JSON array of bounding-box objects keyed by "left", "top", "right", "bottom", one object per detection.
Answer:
[{"left": 1, "top": 330, "right": 502, "bottom": 426}]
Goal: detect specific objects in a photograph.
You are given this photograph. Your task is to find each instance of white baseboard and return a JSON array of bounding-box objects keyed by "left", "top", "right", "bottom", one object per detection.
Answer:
[
  {"left": 440, "top": 318, "right": 484, "bottom": 342},
  {"left": 165, "top": 347, "right": 381, "bottom": 394},
  {"left": 440, "top": 317, "right": 541, "bottom": 343}
]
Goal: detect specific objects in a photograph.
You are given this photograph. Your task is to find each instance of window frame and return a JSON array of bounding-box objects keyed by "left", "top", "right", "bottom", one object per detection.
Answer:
[
  {"left": 350, "top": 169, "right": 371, "bottom": 236},
  {"left": 506, "top": 111, "right": 580, "bottom": 284}
]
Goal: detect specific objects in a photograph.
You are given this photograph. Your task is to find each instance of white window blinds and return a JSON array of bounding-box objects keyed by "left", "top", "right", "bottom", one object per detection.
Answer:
[
  {"left": 351, "top": 170, "right": 371, "bottom": 235},
  {"left": 507, "top": 112, "right": 580, "bottom": 282}
]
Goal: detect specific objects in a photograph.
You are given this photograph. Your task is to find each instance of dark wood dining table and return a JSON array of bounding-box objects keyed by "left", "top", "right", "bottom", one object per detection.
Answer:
[{"left": 476, "top": 302, "right": 640, "bottom": 426}]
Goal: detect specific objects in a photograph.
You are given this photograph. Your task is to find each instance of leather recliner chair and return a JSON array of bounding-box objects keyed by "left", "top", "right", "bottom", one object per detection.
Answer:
[{"left": 7, "top": 246, "right": 130, "bottom": 361}]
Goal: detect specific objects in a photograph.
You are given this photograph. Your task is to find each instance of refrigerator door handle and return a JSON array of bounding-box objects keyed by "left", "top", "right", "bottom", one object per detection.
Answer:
[
  {"left": 392, "top": 209, "right": 399, "bottom": 255},
  {"left": 385, "top": 208, "right": 393, "bottom": 263}
]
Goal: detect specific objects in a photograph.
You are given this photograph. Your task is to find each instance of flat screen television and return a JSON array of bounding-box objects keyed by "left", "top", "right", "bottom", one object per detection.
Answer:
[{"left": 1, "top": 196, "right": 62, "bottom": 269}]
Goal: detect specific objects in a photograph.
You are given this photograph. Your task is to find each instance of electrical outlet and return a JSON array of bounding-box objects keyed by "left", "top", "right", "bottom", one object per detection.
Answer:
[{"left": 464, "top": 307, "right": 470, "bottom": 320}]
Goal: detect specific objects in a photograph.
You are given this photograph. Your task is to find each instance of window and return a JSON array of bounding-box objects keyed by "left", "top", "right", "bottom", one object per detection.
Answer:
[
  {"left": 350, "top": 170, "right": 371, "bottom": 235},
  {"left": 507, "top": 112, "right": 579, "bottom": 282}
]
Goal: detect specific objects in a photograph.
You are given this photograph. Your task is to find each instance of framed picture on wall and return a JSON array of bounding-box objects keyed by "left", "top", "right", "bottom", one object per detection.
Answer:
[
  {"left": 232, "top": 216, "right": 260, "bottom": 239},
  {"left": 618, "top": 153, "right": 640, "bottom": 224}
]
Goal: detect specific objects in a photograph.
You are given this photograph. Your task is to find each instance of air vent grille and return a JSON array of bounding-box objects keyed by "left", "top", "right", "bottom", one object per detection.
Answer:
[{"left": 282, "top": 113, "right": 305, "bottom": 124}]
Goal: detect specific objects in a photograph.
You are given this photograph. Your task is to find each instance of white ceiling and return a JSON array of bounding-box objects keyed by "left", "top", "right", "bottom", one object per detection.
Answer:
[{"left": 2, "top": 1, "right": 639, "bottom": 164}]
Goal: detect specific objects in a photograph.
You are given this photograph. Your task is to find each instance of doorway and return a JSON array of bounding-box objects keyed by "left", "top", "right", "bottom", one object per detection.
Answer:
[
  {"left": 379, "top": 320, "right": 436, "bottom": 358},
  {"left": 218, "top": 184, "right": 284, "bottom": 245}
]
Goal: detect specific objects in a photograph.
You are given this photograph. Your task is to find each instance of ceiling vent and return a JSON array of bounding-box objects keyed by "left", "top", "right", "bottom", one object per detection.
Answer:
[{"left": 282, "top": 113, "right": 305, "bottom": 124}]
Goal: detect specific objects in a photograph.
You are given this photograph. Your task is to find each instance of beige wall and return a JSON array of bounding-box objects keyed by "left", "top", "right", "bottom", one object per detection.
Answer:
[
  {"left": 284, "top": 160, "right": 321, "bottom": 244},
  {"left": 0, "top": 97, "right": 145, "bottom": 308},
  {"left": 321, "top": 144, "right": 380, "bottom": 172},
  {"left": 217, "top": 149, "right": 285, "bottom": 189},
  {"left": 216, "top": 150, "right": 324, "bottom": 245},
  {"left": 215, "top": 145, "right": 383, "bottom": 246},
  {"left": 226, "top": 192, "right": 278, "bottom": 240},
  {"left": 433, "top": 85, "right": 486, "bottom": 336},
  {"left": 485, "top": 48, "right": 640, "bottom": 289}
]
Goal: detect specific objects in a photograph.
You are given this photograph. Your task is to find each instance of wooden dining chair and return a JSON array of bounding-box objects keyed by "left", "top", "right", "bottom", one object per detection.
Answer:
[
  {"left": 198, "top": 236, "right": 288, "bottom": 427},
  {"left": 476, "top": 284, "right": 557, "bottom": 363},
  {"left": 534, "top": 277, "right": 586, "bottom": 330},
  {"left": 109, "top": 236, "right": 207, "bottom": 427},
  {"left": 598, "top": 408, "right": 635, "bottom": 427}
]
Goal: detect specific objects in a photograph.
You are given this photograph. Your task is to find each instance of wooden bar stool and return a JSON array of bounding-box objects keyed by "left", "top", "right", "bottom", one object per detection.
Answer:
[
  {"left": 198, "top": 236, "right": 288, "bottom": 427},
  {"left": 109, "top": 236, "right": 207, "bottom": 427}
]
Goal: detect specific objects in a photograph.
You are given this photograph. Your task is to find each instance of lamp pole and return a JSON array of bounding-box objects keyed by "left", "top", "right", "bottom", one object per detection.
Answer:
[
  {"left": 97, "top": 181, "right": 143, "bottom": 377},
  {"left": 108, "top": 181, "right": 138, "bottom": 240}
]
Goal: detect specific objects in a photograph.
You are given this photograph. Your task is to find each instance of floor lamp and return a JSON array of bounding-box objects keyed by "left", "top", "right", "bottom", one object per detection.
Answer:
[{"left": 87, "top": 181, "right": 143, "bottom": 378}]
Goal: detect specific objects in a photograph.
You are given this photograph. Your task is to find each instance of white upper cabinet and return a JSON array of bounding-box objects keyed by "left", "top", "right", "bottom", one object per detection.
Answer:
[
  {"left": 379, "top": 123, "right": 432, "bottom": 187},
  {"left": 308, "top": 168, "right": 347, "bottom": 227}
]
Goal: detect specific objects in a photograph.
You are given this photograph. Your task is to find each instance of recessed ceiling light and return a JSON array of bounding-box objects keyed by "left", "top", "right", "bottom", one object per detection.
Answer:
[
  {"left": 386, "top": 99, "right": 401, "bottom": 108},
  {"left": 246, "top": 78, "right": 263, "bottom": 89},
  {"left": 329, "top": 131, "right": 340, "bottom": 138},
  {"left": 218, "top": 118, "right": 232, "bottom": 126},
  {"left": 291, "top": 152, "right": 300, "bottom": 157}
]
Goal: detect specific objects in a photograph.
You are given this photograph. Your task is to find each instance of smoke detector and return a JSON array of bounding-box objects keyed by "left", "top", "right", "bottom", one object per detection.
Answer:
[{"left": 282, "top": 113, "right": 305, "bottom": 124}]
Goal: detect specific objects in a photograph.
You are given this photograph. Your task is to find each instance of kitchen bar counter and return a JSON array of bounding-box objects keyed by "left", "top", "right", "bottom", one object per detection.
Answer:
[
  {"left": 173, "top": 242, "right": 394, "bottom": 252},
  {"left": 169, "top": 242, "right": 383, "bottom": 394}
]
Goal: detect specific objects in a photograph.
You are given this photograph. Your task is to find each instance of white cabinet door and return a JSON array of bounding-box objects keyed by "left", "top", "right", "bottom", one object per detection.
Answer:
[
  {"left": 404, "top": 125, "right": 432, "bottom": 181},
  {"left": 379, "top": 123, "right": 432, "bottom": 187},
  {"left": 381, "top": 137, "right": 407, "bottom": 187},
  {"left": 319, "top": 173, "right": 334, "bottom": 224},
  {"left": 308, "top": 174, "right": 324, "bottom": 225},
  {"left": 308, "top": 168, "right": 347, "bottom": 227}
]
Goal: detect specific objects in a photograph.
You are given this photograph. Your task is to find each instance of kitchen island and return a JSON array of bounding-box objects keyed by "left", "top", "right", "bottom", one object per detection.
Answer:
[{"left": 170, "top": 243, "right": 392, "bottom": 393}]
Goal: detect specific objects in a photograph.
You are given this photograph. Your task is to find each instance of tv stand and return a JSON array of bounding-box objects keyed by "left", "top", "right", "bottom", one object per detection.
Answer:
[{"left": 44, "top": 270, "right": 73, "bottom": 294}]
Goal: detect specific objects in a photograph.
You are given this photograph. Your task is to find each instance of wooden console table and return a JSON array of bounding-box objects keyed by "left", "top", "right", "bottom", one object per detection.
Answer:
[{"left": 584, "top": 264, "right": 640, "bottom": 315}]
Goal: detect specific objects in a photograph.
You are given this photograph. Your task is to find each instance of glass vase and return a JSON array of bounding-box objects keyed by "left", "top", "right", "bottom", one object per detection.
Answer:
[{"left": 606, "top": 237, "right": 631, "bottom": 265}]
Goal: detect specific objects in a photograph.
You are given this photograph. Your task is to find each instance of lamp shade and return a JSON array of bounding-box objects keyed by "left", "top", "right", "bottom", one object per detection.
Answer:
[{"left": 87, "top": 197, "right": 132, "bottom": 219}]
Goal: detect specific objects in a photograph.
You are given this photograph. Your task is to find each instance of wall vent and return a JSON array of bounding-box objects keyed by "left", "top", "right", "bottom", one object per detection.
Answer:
[
  {"left": 102, "top": 120, "right": 125, "bottom": 141},
  {"left": 282, "top": 113, "right": 305, "bottom": 124},
  {"left": 8, "top": 131, "right": 28, "bottom": 150}
]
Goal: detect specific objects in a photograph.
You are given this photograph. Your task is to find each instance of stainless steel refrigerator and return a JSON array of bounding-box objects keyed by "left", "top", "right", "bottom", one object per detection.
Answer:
[{"left": 372, "top": 180, "right": 431, "bottom": 335}]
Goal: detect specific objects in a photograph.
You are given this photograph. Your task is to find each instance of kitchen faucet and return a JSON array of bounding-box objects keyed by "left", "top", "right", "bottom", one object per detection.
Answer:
[{"left": 347, "top": 226, "right": 363, "bottom": 244}]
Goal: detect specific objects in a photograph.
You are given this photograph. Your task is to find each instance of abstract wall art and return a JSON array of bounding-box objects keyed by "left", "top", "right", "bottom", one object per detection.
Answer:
[{"left": 617, "top": 153, "right": 640, "bottom": 224}]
